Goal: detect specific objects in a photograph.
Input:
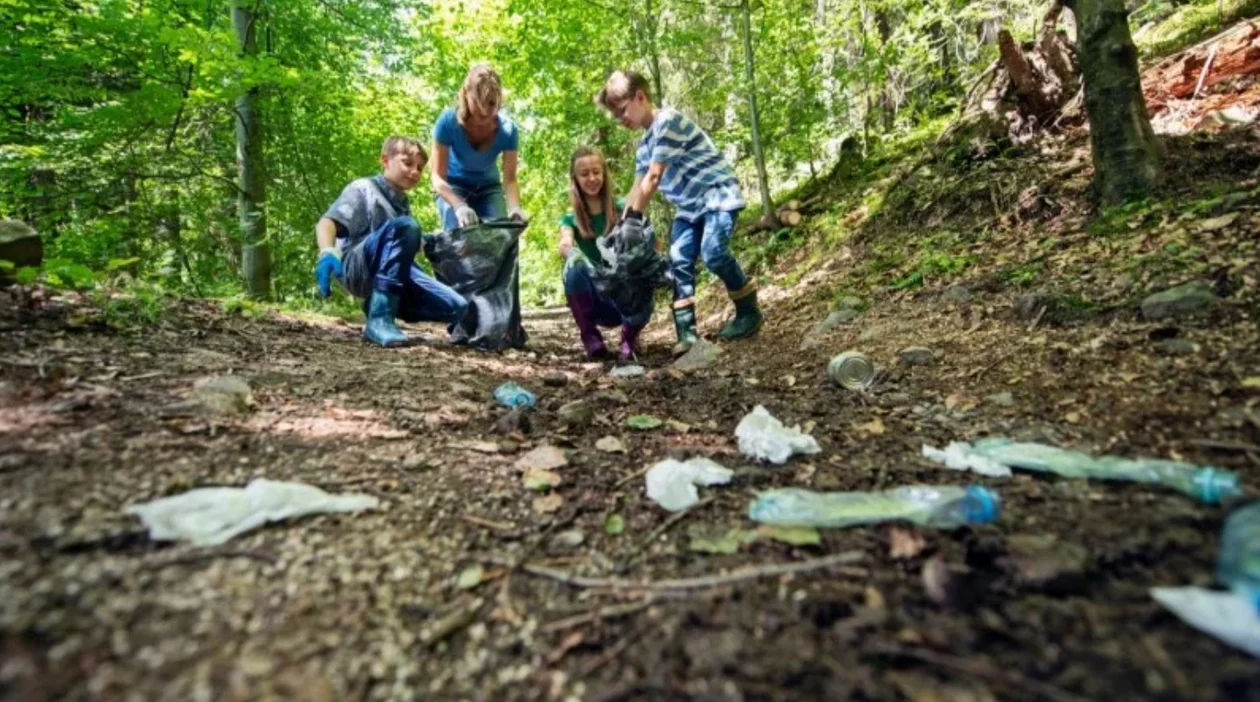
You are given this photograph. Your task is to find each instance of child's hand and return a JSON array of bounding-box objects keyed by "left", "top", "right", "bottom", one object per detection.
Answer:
[
  {"left": 314, "top": 248, "right": 344, "bottom": 298},
  {"left": 509, "top": 205, "right": 527, "bottom": 222},
  {"left": 455, "top": 205, "right": 479, "bottom": 228}
]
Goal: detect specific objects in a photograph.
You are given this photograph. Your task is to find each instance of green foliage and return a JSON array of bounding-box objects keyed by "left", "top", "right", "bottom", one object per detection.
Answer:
[{"left": 0, "top": 0, "right": 1209, "bottom": 308}]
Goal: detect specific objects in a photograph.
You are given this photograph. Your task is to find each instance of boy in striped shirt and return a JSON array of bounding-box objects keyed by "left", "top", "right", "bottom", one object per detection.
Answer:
[{"left": 596, "top": 70, "right": 763, "bottom": 356}]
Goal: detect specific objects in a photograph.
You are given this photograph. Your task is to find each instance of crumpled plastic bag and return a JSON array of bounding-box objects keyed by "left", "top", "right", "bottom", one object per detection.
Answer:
[
  {"left": 645, "top": 457, "right": 733, "bottom": 511},
  {"left": 735, "top": 405, "right": 821, "bottom": 464},
  {"left": 423, "top": 219, "right": 528, "bottom": 351},
  {"left": 1151, "top": 586, "right": 1260, "bottom": 658},
  {"left": 589, "top": 218, "right": 671, "bottom": 326},
  {"left": 921, "top": 442, "right": 1013, "bottom": 477},
  {"left": 125, "top": 479, "right": 380, "bottom": 546}
]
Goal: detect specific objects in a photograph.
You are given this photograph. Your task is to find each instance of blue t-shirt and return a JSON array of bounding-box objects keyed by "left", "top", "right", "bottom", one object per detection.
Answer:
[{"left": 432, "top": 107, "right": 519, "bottom": 189}]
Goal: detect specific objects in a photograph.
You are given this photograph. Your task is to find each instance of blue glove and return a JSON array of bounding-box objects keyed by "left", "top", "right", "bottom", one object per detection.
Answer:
[{"left": 315, "top": 248, "right": 344, "bottom": 298}]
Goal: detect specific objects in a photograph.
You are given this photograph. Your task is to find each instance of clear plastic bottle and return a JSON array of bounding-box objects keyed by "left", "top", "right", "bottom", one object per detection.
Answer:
[
  {"left": 748, "top": 485, "right": 1000, "bottom": 529},
  {"left": 971, "top": 438, "right": 1240, "bottom": 504},
  {"left": 1217, "top": 502, "right": 1260, "bottom": 612},
  {"left": 493, "top": 381, "right": 536, "bottom": 409}
]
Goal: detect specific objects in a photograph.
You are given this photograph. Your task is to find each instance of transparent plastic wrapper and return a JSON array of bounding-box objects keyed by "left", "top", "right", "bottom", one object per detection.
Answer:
[
  {"left": 735, "top": 405, "right": 821, "bottom": 464},
  {"left": 125, "top": 479, "right": 380, "bottom": 546},
  {"left": 968, "top": 437, "right": 1241, "bottom": 504},
  {"left": 588, "top": 218, "right": 671, "bottom": 326},
  {"left": 423, "top": 219, "right": 528, "bottom": 351},
  {"left": 645, "top": 457, "right": 733, "bottom": 512},
  {"left": 922, "top": 442, "right": 1013, "bottom": 477},
  {"left": 1217, "top": 502, "right": 1260, "bottom": 610},
  {"left": 493, "top": 381, "right": 536, "bottom": 409},
  {"left": 1151, "top": 587, "right": 1260, "bottom": 658},
  {"left": 749, "top": 485, "right": 1000, "bottom": 529}
]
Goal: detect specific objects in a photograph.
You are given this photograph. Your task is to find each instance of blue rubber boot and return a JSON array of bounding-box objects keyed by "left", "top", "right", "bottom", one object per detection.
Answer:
[{"left": 363, "top": 290, "right": 407, "bottom": 347}]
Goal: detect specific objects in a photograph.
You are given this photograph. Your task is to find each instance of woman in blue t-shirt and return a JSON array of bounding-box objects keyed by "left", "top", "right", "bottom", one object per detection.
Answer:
[{"left": 431, "top": 64, "right": 525, "bottom": 230}]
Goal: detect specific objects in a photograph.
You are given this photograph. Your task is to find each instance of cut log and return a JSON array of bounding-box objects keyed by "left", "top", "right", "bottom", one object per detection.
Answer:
[
  {"left": 0, "top": 220, "right": 42, "bottom": 283},
  {"left": 778, "top": 210, "right": 803, "bottom": 227}
]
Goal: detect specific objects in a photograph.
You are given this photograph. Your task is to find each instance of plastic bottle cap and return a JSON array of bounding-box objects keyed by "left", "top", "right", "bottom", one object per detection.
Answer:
[
  {"left": 1194, "top": 468, "right": 1241, "bottom": 504},
  {"left": 963, "top": 485, "right": 1000, "bottom": 524}
]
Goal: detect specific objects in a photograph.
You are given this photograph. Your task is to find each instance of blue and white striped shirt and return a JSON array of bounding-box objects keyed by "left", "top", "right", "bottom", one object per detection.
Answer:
[{"left": 635, "top": 108, "right": 744, "bottom": 222}]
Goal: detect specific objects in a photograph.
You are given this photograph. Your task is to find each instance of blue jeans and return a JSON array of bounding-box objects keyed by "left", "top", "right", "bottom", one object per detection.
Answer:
[
  {"left": 563, "top": 256, "right": 624, "bottom": 327},
  {"left": 669, "top": 209, "right": 748, "bottom": 301},
  {"left": 343, "top": 216, "right": 468, "bottom": 324},
  {"left": 435, "top": 181, "right": 506, "bottom": 231}
]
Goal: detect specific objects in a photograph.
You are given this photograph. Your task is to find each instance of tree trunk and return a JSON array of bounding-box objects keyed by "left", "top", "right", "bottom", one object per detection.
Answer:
[
  {"left": 232, "top": 1, "right": 270, "bottom": 299},
  {"left": 1065, "top": 0, "right": 1162, "bottom": 204},
  {"left": 738, "top": 0, "right": 776, "bottom": 226}
]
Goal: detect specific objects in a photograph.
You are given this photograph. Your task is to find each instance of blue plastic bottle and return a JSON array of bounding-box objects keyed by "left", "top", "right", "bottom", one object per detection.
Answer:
[
  {"left": 749, "top": 485, "right": 1000, "bottom": 529},
  {"left": 493, "top": 381, "right": 536, "bottom": 409},
  {"left": 1217, "top": 502, "right": 1260, "bottom": 613}
]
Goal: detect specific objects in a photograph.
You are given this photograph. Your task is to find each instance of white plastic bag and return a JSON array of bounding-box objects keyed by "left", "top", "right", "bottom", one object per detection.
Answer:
[
  {"left": 1151, "top": 586, "right": 1260, "bottom": 658},
  {"left": 922, "top": 442, "right": 1013, "bottom": 477},
  {"left": 735, "top": 405, "right": 821, "bottom": 464},
  {"left": 645, "top": 457, "right": 733, "bottom": 511},
  {"left": 125, "top": 479, "right": 380, "bottom": 546}
]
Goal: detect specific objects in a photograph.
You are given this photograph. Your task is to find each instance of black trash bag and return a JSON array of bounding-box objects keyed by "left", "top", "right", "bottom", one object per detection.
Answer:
[
  {"left": 423, "top": 219, "right": 528, "bottom": 351},
  {"left": 588, "top": 217, "right": 671, "bottom": 326}
]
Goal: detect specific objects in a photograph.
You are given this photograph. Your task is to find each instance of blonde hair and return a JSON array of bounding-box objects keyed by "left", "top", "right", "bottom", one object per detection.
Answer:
[
  {"left": 381, "top": 135, "right": 427, "bottom": 162},
  {"left": 568, "top": 146, "right": 618, "bottom": 240},
  {"left": 595, "top": 70, "right": 651, "bottom": 113},
  {"left": 457, "top": 63, "right": 503, "bottom": 125}
]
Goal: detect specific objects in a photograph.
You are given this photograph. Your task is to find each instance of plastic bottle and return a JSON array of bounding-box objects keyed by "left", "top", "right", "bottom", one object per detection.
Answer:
[
  {"left": 970, "top": 437, "right": 1241, "bottom": 504},
  {"left": 748, "top": 485, "right": 1000, "bottom": 529},
  {"left": 493, "top": 381, "right": 536, "bottom": 409},
  {"left": 1217, "top": 502, "right": 1260, "bottom": 612}
]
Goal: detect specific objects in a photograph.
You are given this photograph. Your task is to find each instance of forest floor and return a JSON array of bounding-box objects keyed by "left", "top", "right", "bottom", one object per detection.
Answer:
[{"left": 5, "top": 21, "right": 1260, "bottom": 702}]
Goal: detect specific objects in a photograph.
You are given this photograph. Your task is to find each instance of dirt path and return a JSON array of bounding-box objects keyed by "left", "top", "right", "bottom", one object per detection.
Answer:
[{"left": 2, "top": 280, "right": 1259, "bottom": 702}]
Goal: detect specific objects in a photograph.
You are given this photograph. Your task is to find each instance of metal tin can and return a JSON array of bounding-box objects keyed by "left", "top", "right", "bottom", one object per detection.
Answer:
[{"left": 828, "top": 351, "right": 875, "bottom": 390}]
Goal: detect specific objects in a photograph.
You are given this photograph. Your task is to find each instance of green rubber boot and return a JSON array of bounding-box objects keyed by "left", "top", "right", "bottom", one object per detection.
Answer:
[
  {"left": 672, "top": 304, "right": 700, "bottom": 357},
  {"left": 718, "top": 288, "right": 763, "bottom": 341},
  {"left": 363, "top": 290, "right": 408, "bottom": 347}
]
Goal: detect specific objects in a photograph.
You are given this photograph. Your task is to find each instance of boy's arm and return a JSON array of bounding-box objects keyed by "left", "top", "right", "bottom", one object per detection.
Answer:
[
  {"left": 626, "top": 163, "right": 666, "bottom": 214},
  {"left": 315, "top": 217, "right": 340, "bottom": 251}
]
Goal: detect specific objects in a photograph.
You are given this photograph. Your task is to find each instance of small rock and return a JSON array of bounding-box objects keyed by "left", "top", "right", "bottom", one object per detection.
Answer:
[
  {"left": 610, "top": 365, "right": 645, "bottom": 379},
  {"left": 810, "top": 308, "right": 861, "bottom": 336},
  {"left": 191, "top": 375, "right": 254, "bottom": 415},
  {"left": 940, "top": 285, "right": 972, "bottom": 304},
  {"left": 595, "top": 436, "right": 626, "bottom": 453},
  {"left": 401, "top": 454, "right": 432, "bottom": 471},
  {"left": 0, "top": 219, "right": 42, "bottom": 280},
  {"left": 898, "top": 346, "right": 935, "bottom": 366},
  {"left": 1153, "top": 338, "right": 1198, "bottom": 356},
  {"left": 674, "top": 338, "right": 721, "bottom": 372},
  {"left": 985, "top": 392, "right": 1016, "bottom": 407},
  {"left": 551, "top": 529, "right": 585, "bottom": 551},
  {"left": 556, "top": 400, "right": 593, "bottom": 428},
  {"left": 541, "top": 372, "right": 568, "bottom": 387},
  {"left": 1005, "top": 533, "right": 1089, "bottom": 593},
  {"left": 593, "top": 389, "right": 630, "bottom": 405},
  {"left": 1141, "top": 281, "right": 1217, "bottom": 321},
  {"left": 514, "top": 445, "right": 568, "bottom": 472},
  {"left": 493, "top": 408, "right": 531, "bottom": 435}
]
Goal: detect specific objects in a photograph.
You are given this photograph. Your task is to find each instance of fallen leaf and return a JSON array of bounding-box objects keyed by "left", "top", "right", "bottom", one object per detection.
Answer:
[
  {"left": 604, "top": 513, "right": 625, "bottom": 535},
  {"left": 1198, "top": 212, "right": 1238, "bottom": 232},
  {"left": 688, "top": 527, "right": 757, "bottom": 554},
  {"left": 922, "top": 555, "right": 951, "bottom": 605},
  {"left": 944, "top": 394, "right": 964, "bottom": 411},
  {"left": 1242, "top": 376, "right": 1260, "bottom": 389},
  {"left": 595, "top": 436, "right": 627, "bottom": 453},
  {"left": 532, "top": 493, "right": 564, "bottom": 514},
  {"left": 784, "top": 374, "right": 797, "bottom": 388},
  {"left": 464, "top": 441, "right": 501, "bottom": 454},
  {"left": 522, "top": 468, "right": 562, "bottom": 491},
  {"left": 888, "top": 527, "right": 926, "bottom": 560},
  {"left": 455, "top": 566, "right": 484, "bottom": 590},
  {"left": 666, "top": 419, "right": 691, "bottom": 433},
  {"left": 1119, "top": 372, "right": 1141, "bottom": 383},
  {"left": 627, "top": 414, "right": 663, "bottom": 430},
  {"left": 514, "top": 445, "right": 568, "bottom": 472},
  {"left": 1064, "top": 411, "right": 1082, "bottom": 424},
  {"left": 757, "top": 525, "right": 822, "bottom": 546},
  {"left": 855, "top": 417, "right": 886, "bottom": 435}
]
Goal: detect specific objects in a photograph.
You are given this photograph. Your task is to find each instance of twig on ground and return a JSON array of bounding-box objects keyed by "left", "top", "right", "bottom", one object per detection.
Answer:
[
  {"left": 1188, "top": 438, "right": 1260, "bottom": 453},
  {"left": 577, "top": 621, "right": 657, "bottom": 680},
  {"left": 420, "top": 598, "right": 485, "bottom": 646},
  {"left": 1028, "top": 305, "right": 1048, "bottom": 331},
  {"left": 867, "top": 644, "right": 1094, "bottom": 702},
  {"left": 480, "top": 551, "right": 865, "bottom": 592},
  {"left": 1193, "top": 43, "right": 1219, "bottom": 99},
  {"left": 613, "top": 463, "right": 653, "bottom": 489},
  {"left": 540, "top": 601, "right": 652, "bottom": 634},
  {"left": 141, "top": 549, "right": 276, "bottom": 572},
  {"left": 462, "top": 514, "right": 517, "bottom": 532},
  {"left": 622, "top": 498, "right": 713, "bottom": 566},
  {"left": 497, "top": 508, "right": 582, "bottom": 623}
]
